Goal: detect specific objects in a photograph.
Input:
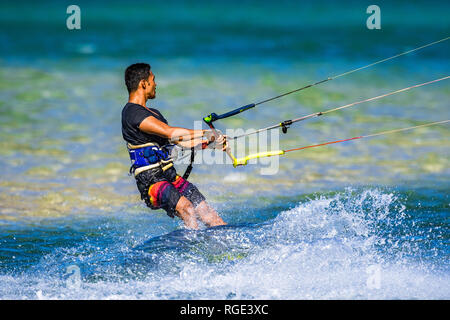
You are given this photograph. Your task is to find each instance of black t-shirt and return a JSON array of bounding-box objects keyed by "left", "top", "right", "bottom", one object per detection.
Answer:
[{"left": 121, "top": 102, "right": 170, "bottom": 146}]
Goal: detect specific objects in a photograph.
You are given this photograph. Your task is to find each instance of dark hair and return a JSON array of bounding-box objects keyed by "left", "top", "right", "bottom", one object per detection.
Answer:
[{"left": 124, "top": 63, "right": 151, "bottom": 93}]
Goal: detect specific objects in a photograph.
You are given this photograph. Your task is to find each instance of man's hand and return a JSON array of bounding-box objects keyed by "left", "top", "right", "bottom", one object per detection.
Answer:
[
  {"left": 204, "top": 130, "right": 228, "bottom": 151},
  {"left": 215, "top": 133, "right": 228, "bottom": 151},
  {"left": 203, "top": 129, "right": 216, "bottom": 143}
]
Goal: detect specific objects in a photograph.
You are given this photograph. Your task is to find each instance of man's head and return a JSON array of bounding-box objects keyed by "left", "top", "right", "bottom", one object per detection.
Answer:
[{"left": 125, "top": 63, "right": 156, "bottom": 99}]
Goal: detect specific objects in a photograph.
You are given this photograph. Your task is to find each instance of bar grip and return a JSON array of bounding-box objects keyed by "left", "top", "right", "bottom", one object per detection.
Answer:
[{"left": 203, "top": 103, "right": 256, "bottom": 124}]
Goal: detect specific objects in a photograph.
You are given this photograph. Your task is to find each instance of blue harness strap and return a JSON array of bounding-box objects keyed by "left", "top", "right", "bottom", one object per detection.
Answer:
[
  {"left": 128, "top": 143, "right": 173, "bottom": 174},
  {"left": 127, "top": 143, "right": 196, "bottom": 179}
]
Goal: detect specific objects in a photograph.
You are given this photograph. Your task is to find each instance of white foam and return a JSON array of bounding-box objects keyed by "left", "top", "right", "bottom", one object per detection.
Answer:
[{"left": 1, "top": 189, "right": 448, "bottom": 299}]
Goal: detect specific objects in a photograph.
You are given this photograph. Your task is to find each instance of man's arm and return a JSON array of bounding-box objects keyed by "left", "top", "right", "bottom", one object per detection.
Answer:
[{"left": 139, "top": 116, "right": 206, "bottom": 148}]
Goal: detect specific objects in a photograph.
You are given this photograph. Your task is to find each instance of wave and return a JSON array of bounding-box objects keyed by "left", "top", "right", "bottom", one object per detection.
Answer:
[{"left": 0, "top": 188, "right": 448, "bottom": 299}]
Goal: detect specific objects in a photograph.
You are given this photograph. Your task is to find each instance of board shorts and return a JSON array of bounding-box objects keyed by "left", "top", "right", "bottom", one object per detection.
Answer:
[{"left": 134, "top": 166, "right": 205, "bottom": 218}]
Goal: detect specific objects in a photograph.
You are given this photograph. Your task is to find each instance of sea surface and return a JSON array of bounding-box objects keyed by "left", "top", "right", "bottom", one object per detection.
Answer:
[{"left": 0, "top": 0, "right": 449, "bottom": 299}]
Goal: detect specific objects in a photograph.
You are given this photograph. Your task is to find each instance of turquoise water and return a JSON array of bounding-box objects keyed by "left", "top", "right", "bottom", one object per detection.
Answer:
[{"left": 0, "top": 0, "right": 449, "bottom": 299}]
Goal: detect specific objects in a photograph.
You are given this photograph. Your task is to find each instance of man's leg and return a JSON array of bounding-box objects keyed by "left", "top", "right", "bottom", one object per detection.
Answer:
[
  {"left": 175, "top": 196, "right": 199, "bottom": 229},
  {"left": 144, "top": 176, "right": 199, "bottom": 229},
  {"left": 175, "top": 198, "right": 226, "bottom": 228},
  {"left": 194, "top": 200, "right": 227, "bottom": 227},
  {"left": 170, "top": 175, "right": 226, "bottom": 227}
]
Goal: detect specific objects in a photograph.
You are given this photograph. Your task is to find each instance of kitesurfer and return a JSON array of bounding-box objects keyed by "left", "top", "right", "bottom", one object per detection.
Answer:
[{"left": 121, "top": 63, "right": 227, "bottom": 229}]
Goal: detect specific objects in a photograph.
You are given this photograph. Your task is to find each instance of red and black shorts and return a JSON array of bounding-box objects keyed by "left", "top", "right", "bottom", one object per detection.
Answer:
[{"left": 135, "top": 166, "right": 205, "bottom": 218}]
